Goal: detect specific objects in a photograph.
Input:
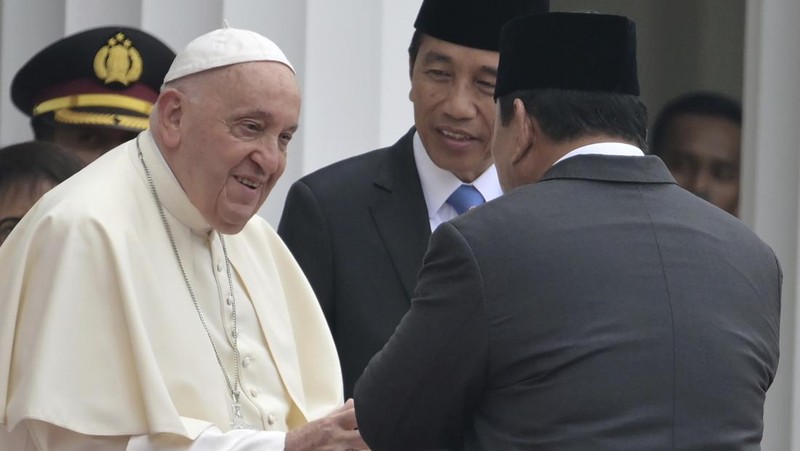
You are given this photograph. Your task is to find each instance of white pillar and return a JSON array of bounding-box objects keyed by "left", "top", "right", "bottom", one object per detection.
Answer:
[
  {"left": 259, "top": 0, "right": 420, "bottom": 226},
  {"left": 64, "top": 0, "right": 141, "bottom": 33},
  {"left": 142, "top": 0, "right": 221, "bottom": 50},
  {"left": 0, "top": 0, "right": 66, "bottom": 146},
  {"left": 377, "top": 0, "right": 422, "bottom": 145},
  {"left": 742, "top": 0, "right": 800, "bottom": 449}
]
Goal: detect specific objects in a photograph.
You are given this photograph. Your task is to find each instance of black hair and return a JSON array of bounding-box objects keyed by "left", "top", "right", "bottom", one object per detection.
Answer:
[
  {"left": 0, "top": 140, "right": 84, "bottom": 197},
  {"left": 408, "top": 30, "right": 423, "bottom": 75},
  {"left": 498, "top": 88, "right": 648, "bottom": 150},
  {"left": 650, "top": 91, "right": 741, "bottom": 157},
  {"left": 30, "top": 116, "right": 56, "bottom": 141}
]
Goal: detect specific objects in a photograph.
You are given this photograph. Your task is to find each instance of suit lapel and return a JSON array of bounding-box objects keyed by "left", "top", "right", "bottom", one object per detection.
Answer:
[{"left": 369, "top": 129, "right": 431, "bottom": 301}]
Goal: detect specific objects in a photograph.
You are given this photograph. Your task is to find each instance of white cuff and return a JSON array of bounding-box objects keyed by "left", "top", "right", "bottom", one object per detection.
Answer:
[{"left": 127, "top": 426, "right": 286, "bottom": 451}]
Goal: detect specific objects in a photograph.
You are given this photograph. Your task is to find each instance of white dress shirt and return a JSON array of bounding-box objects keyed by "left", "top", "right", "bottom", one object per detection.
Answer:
[
  {"left": 412, "top": 132, "right": 503, "bottom": 230},
  {"left": 553, "top": 142, "right": 645, "bottom": 166}
]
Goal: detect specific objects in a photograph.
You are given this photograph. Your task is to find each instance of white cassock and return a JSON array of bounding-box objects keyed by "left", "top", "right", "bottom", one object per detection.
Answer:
[{"left": 0, "top": 131, "right": 343, "bottom": 450}]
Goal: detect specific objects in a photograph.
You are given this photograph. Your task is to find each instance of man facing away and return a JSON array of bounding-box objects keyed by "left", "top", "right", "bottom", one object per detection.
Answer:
[
  {"left": 278, "top": 0, "right": 549, "bottom": 398},
  {"left": 11, "top": 26, "right": 175, "bottom": 165},
  {"left": 0, "top": 26, "right": 366, "bottom": 450},
  {"left": 355, "top": 12, "right": 781, "bottom": 450}
]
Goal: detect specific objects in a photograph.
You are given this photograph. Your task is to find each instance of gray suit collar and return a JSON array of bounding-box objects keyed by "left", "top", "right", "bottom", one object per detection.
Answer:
[{"left": 541, "top": 154, "right": 677, "bottom": 185}]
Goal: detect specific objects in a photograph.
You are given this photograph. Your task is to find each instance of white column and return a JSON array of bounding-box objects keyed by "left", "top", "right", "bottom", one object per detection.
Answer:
[
  {"left": 300, "top": 0, "right": 382, "bottom": 173},
  {"left": 259, "top": 0, "right": 419, "bottom": 226},
  {"left": 64, "top": 0, "right": 141, "bottom": 33},
  {"left": 0, "top": 0, "right": 66, "bottom": 145},
  {"left": 742, "top": 0, "right": 800, "bottom": 449},
  {"left": 142, "top": 0, "right": 221, "bottom": 50},
  {"left": 378, "top": 0, "right": 422, "bottom": 145}
]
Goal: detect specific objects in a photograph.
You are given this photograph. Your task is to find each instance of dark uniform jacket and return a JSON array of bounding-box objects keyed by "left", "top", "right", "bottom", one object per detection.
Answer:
[
  {"left": 354, "top": 154, "right": 782, "bottom": 450},
  {"left": 279, "top": 128, "right": 430, "bottom": 397}
]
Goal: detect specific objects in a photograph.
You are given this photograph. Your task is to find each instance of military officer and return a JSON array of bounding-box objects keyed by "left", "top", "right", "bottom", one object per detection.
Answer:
[{"left": 11, "top": 26, "right": 175, "bottom": 164}]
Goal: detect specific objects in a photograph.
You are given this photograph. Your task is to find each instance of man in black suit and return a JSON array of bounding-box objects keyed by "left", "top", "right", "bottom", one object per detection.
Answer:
[
  {"left": 278, "top": 0, "right": 549, "bottom": 398},
  {"left": 354, "top": 12, "right": 782, "bottom": 450}
]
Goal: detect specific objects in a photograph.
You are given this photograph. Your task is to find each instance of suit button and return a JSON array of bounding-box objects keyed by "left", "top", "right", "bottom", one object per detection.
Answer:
[
  {"left": 250, "top": 388, "right": 259, "bottom": 398},
  {"left": 267, "top": 413, "right": 276, "bottom": 425},
  {"left": 242, "top": 356, "right": 253, "bottom": 368}
]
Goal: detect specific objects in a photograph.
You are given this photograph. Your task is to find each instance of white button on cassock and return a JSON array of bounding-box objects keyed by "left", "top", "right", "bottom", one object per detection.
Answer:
[
  {"left": 249, "top": 388, "right": 259, "bottom": 398},
  {"left": 267, "top": 413, "right": 276, "bottom": 426},
  {"left": 242, "top": 356, "right": 253, "bottom": 368}
]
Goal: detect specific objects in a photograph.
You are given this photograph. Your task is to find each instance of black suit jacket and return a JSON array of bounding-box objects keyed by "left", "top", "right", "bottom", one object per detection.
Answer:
[
  {"left": 279, "top": 129, "right": 431, "bottom": 397},
  {"left": 354, "top": 154, "right": 782, "bottom": 450}
]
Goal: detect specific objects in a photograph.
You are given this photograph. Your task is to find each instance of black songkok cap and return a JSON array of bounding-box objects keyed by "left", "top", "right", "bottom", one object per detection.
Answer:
[
  {"left": 495, "top": 12, "right": 640, "bottom": 100},
  {"left": 11, "top": 26, "right": 175, "bottom": 132},
  {"left": 414, "top": 0, "right": 550, "bottom": 51}
]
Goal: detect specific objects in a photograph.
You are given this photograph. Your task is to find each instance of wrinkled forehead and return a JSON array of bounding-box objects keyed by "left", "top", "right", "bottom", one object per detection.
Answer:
[{"left": 201, "top": 62, "right": 302, "bottom": 126}]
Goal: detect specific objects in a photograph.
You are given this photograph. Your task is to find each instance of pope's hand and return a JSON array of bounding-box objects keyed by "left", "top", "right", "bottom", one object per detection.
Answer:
[{"left": 284, "top": 399, "right": 368, "bottom": 451}]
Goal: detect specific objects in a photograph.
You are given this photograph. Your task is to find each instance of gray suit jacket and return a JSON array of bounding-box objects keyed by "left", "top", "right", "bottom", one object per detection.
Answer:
[
  {"left": 279, "top": 129, "right": 431, "bottom": 398},
  {"left": 354, "top": 154, "right": 782, "bottom": 450}
]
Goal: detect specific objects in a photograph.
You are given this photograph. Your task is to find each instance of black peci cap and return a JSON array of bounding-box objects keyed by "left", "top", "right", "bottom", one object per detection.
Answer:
[
  {"left": 11, "top": 26, "right": 175, "bottom": 132},
  {"left": 495, "top": 12, "right": 639, "bottom": 100},
  {"left": 414, "top": 0, "right": 550, "bottom": 52}
]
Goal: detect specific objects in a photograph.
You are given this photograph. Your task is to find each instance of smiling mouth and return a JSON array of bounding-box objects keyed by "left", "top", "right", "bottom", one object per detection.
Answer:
[
  {"left": 234, "top": 175, "right": 260, "bottom": 189},
  {"left": 439, "top": 128, "right": 474, "bottom": 142}
]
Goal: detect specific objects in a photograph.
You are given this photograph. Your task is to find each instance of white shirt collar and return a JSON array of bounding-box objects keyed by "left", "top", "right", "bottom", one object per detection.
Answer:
[
  {"left": 553, "top": 142, "right": 645, "bottom": 166},
  {"left": 412, "top": 131, "right": 503, "bottom": 222}
]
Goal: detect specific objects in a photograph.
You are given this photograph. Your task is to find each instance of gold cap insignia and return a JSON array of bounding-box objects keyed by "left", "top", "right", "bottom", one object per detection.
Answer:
[{"left": 93, "top": 32, "right": 143, "bottom": 86}]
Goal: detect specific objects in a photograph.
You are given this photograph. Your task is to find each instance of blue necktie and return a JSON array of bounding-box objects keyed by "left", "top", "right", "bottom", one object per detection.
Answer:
[{"left": 446, "top": 184, "right": 485, "bottom": 215}]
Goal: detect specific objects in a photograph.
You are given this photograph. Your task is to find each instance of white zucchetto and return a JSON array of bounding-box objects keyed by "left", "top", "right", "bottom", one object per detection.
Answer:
[{"left": 163, "top": 24, "right": 294, "bottom": 84}]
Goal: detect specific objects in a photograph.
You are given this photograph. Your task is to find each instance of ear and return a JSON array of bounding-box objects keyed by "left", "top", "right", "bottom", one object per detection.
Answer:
[
  {"left": 408, "top": 56, "right": 416, "bottom": 101},
  {"left": 153, "top": 88, "right": 184, "bottom": 149},
  {"left": 510, "top": 98, "right": 534, "bottom": 166}
]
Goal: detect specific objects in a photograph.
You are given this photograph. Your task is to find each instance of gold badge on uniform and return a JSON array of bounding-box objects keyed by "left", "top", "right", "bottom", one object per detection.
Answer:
[{"left": 93, "top": 32, "right": 143, "bottom": 86}]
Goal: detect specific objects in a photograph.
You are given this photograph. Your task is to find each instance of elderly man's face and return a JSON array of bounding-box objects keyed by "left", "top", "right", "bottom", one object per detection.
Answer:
[
  {"left": 409, "top": 34, "right": 499, "bottom": 183},
  {"left": 172, "top": 61, "right": 300, "bottom": 233}
]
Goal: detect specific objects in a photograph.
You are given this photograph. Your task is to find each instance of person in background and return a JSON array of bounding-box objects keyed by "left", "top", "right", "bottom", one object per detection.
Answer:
[
  {"left": 355, "top": 12, "right": 781, "bottom": 450},
  {"left": 278, "top": 0, "right": 549, "bottom": 398},
  {"left": 0, "top": 141, "right": 84, "bottom": 246},
  {"left": 650, "top": 91, "right": 742, "bottom": 216},
  {"left": 0, "top": 26, "right": 366, "bottom": 450},
  {"left": 11, "top": 26, "right": 175, "bottom": 164}
]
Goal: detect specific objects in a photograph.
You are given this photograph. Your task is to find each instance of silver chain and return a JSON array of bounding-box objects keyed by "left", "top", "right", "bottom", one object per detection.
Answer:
[{"left": 136, "top": 137, "right": 241, "bottom": 405}]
